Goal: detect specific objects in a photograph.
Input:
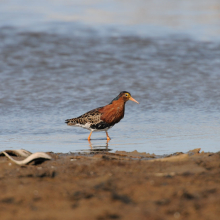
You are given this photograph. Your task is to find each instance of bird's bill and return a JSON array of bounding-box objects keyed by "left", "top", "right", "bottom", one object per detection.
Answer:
[{"left": 129, "top": 96, "right": 139, "bottom": 104}]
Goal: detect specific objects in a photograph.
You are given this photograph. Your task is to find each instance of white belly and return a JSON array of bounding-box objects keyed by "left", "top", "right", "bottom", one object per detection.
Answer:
[{"left": 69, "top": 123, "right": 113, "bottom": 132}]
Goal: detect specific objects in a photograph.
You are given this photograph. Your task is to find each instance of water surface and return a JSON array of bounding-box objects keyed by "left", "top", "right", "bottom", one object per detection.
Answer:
[{"left": 0, "top": 1, "right": 220, "bottom": 154}]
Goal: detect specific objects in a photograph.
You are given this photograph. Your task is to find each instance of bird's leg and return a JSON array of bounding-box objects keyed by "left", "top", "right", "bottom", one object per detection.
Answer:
[
  {"left": 88, "top": 131, "right": 92, "bottom": 140},
  {"left": 105, "top": 131, "right": 111, "bottom": 141}
]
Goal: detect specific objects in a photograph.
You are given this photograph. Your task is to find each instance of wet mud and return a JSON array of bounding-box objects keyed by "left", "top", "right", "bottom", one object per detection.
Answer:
[{"left": 0, "top": 149, "right": 220, "bottom": 220}]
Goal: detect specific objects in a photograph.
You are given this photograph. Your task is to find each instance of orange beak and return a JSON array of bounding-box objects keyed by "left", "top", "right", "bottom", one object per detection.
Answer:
[{"left": 129, "top": 96, "right": 139, "bottom": 104}]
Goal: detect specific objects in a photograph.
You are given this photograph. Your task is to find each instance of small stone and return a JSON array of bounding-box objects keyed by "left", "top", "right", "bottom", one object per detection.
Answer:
[{"left": 174, "top": 212, "right": 180, "bottom": 218}]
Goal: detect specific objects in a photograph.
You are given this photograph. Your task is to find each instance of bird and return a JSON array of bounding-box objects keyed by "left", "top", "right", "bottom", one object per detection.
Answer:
[{"left": 65, "top": 91, "right": 139, "bottom": 141}]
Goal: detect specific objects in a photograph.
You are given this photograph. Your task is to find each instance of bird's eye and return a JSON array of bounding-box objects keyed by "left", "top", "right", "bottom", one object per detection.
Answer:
[{"left": 125, "top": 94, "right": 128, "bottom": 97}]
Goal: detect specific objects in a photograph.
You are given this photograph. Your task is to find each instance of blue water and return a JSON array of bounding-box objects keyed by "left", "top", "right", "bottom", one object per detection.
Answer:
[{"left": 0, "top": 1, "right": 220, "bottom": 154}]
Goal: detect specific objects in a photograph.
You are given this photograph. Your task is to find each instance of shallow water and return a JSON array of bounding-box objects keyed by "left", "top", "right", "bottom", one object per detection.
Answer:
[{"left": 0, "top": 1, "right": 220, "bottom": 154}]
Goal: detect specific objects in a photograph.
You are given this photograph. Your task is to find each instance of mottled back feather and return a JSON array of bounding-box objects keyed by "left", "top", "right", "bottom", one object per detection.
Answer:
[{"left": 65, "top": 107, "right": 103, "bottom": 125}]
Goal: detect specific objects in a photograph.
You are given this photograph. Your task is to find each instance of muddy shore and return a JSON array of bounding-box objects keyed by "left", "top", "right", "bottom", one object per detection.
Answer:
[{"left": 0, "top": 149, "right": 220, "bottom": 220}]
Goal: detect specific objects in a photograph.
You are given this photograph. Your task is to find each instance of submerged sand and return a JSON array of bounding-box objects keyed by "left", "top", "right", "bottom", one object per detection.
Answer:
[{"left": 0, "top": 149, "right": 220, "bottom": 220}]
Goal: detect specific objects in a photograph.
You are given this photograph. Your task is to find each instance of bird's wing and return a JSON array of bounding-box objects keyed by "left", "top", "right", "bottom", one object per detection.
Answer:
[{"left": 65, "top": 107, "right": 103, "bottom": 125}]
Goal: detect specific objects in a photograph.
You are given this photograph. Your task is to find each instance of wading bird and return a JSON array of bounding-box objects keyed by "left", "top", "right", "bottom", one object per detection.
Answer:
[{"left": 65, "top": 91, "right": 139, "bottom": 141}]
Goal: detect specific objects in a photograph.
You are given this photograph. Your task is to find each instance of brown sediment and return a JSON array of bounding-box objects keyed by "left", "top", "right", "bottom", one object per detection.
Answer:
[{"left": 0, "top": 149, "right": 220, "bottom": 220}]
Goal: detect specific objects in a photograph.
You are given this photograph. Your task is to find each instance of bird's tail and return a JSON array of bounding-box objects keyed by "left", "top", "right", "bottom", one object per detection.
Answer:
[
  {"left": 65, "top": 118, "right": 76, "bottom": 125},
  {"left": 65, "top": 117, "right": 84, "bottom": 125}
]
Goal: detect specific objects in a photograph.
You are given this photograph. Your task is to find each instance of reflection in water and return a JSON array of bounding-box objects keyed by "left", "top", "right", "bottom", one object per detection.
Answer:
[{"left": 85, "top": 140, "right": 112, "bottom": 153}]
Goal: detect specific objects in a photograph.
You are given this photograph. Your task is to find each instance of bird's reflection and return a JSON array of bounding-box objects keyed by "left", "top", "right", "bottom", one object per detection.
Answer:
[{"left": 87, "top": 139, "right": 112, "bottom": 153}]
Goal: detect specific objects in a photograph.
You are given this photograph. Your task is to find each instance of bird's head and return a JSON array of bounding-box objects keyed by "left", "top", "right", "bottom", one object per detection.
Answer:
[{"left": 111, "top": 91, "right": 139, "bottom": 104}]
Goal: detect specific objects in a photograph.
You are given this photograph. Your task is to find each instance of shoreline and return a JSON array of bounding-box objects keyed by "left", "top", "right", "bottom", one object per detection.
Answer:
[{"left": 0, "top": 148, "right": 219, "bottom": 219}]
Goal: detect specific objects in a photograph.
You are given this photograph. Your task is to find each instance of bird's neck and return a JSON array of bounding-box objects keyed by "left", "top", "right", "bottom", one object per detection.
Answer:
[
  {"left": 99, "top": 97, "right": 126, "bottom": 124},
  {"left": 111, "top": 97, "right": 126, "bottom": 109}
]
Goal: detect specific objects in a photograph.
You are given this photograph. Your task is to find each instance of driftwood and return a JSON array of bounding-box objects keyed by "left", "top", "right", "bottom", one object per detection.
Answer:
[{"left": 0, "top": 149, "right": 52, "bottom": 165}]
